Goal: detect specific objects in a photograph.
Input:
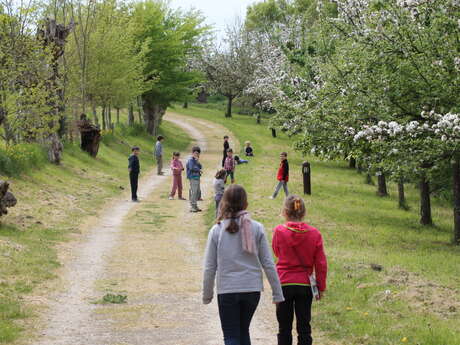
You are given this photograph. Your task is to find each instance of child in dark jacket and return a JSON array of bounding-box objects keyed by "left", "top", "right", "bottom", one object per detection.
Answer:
[
  {"left": 270, "top": 152, "right": 289, "bottom": 199},
  {"left": 245, "top": 141, "right": 254, "bottom": 156},
  {"left": 128, "top": 146, "right": 140, "bottom": 202},
  {"left": 272, "top": 195, "right": 328, "bottom": 345}
]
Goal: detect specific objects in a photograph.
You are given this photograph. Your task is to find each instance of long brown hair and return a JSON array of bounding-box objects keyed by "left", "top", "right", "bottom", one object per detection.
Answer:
[{"left": 217, "top": 184, "right": 248, "bottom": 233}]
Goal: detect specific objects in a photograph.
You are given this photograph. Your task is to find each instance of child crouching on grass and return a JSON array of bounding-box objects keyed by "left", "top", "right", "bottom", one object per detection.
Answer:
[
  {"left": 272, "top": 195, "right": 328, "bottom": 345},
  {"left": 169, "top": 152, "right": 185, "bottom": 200},
  {"left": 213, "top": 169, "right": 226, "bottom": 216}
]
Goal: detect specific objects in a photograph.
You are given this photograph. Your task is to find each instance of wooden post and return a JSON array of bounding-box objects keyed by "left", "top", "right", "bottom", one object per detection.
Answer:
[{"left": 303, "top": 162, "right": 311, "bottom": 195}]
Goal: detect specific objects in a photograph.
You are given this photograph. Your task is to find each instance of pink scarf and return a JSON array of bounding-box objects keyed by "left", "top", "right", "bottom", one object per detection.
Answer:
[{"left": 236, "top": 211, "right": 256, "bottom": 254}]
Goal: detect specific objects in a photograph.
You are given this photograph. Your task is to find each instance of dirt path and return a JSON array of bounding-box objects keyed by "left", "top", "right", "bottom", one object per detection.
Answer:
[{"left": 28, "top": 113, "right": 274, "bottom": 345}]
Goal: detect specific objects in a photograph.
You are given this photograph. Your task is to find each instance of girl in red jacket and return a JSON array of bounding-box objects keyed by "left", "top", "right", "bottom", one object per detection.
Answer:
[{"left": 272, "top": 195, "right": 328, "bottom": 345}]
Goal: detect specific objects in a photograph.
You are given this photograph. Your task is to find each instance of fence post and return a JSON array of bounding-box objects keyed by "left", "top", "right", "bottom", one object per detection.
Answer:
[{"left": 303, "top": 162, "right": 311, "bottom": 195}]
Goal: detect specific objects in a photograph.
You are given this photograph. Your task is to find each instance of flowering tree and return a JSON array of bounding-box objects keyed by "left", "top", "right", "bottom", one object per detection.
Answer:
[
  {"left": 202, "top": 20, "right": 257, "bottom": 118},
  {"left": 258, "top": 0, "right": 460, "bottom": 243}
]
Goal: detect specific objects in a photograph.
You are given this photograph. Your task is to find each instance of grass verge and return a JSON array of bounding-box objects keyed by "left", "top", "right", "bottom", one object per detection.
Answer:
[{"left": 173, "top": 103, "right": 460, "bottom": 345}]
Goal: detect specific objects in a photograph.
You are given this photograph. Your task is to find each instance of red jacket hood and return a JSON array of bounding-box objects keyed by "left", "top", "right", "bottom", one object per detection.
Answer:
[{"left": 280, "top": 222, "right": 313, "bottom": 246}]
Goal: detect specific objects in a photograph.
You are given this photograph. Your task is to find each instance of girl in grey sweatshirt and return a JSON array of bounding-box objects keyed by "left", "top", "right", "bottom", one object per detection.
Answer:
[{"left": 202, "top": 185, "right": 284, "bottom": 345}]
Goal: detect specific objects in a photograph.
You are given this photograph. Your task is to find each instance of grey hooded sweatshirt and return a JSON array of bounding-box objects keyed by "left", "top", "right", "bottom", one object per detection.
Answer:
[{"left": 202, "top": 218, "right": 284, "bottom": 304}]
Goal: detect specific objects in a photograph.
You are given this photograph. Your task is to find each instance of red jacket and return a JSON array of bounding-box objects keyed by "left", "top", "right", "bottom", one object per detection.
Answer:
[
  {"left": 272, "top": 222, "right": 327, "bottom": 291},
  {"left": 277, "top": 160, "right": 289, "bottom": 182}
]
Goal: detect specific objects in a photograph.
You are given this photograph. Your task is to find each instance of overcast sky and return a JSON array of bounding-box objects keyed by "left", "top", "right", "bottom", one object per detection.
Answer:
[{"left": 170, "top": 0, "right": 260, "bottom": 39}]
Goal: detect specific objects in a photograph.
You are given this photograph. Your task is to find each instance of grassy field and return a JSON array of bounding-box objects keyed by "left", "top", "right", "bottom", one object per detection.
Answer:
[
  {"left": 173, "top": 103, "right": 460, "bottom": 345},
  {"left": 0, "top": 120, "right": 190, "bottom": 343}
]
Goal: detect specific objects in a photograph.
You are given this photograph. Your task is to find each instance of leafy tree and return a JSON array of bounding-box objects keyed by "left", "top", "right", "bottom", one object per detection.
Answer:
[{"left": 131, "top": 1, "right": 207, "bottom": 134}]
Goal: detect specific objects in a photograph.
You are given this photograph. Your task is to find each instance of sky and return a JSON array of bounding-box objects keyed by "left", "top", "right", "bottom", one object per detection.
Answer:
[{"left": 170, "top": 0, "right": 260, "bottom": 39}]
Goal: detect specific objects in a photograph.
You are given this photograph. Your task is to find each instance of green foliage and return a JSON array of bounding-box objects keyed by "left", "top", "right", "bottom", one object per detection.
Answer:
[
  {"left": 131, "top": 1, "right": 208, "bottom": 108},
  {"left": 0, "top": 143, "right": 47, "bottom": 176},
  {"left": 101, "top": 293, "right": 127, "bottom": 304}
]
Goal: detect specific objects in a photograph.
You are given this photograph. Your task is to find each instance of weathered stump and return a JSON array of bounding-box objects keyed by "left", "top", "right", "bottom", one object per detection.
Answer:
[
  {"left": 0, "top": 181, "right": 17, "bottom": 217},
  {"left": 77, "top": 114, "right": 101, "bottom": 157}
]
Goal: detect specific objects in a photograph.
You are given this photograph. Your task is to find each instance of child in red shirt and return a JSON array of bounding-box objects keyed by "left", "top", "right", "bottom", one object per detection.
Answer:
[
  {"left": 270, "top": 152, "right": 289, "bottom": 199},
  {"left": 272, "top": 195, "right": 328, "bottom": 345}
]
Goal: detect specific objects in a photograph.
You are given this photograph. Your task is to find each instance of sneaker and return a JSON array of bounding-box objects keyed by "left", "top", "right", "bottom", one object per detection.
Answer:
[
  {"left": 198, "top": 198, "right": 204, "bottom": 201},
  {"left": 190, "top": 208, "right": 200, "bottom": 213},
  {"left": 158, "top": 172, "right": 164, "bottom": 176},
  {"left": 132, "top": 199, "right": 140, "bottom": 202},
  {"left": 168, "top": 196, "right": 174, "bottom": 200},
  {"left": 269, "top": 196, "right": 275, "bottom": 200},
  {"left": 179, "top": 197, "right": 186, "bottom": 200}
]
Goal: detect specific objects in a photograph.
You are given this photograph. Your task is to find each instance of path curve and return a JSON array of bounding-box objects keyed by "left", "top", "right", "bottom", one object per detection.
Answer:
[{"left": 31, "top": 112, "right": 282, "bottom": 345}]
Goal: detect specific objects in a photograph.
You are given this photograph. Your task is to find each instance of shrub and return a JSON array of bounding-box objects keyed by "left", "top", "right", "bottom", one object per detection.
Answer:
[{"left": 0, "top": 143, "right": 47, "bottom": 176}]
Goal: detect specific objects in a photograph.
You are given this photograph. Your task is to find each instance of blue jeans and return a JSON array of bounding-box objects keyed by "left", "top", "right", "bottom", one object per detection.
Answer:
[{"left": 218, "top": 292, "right": 261, "bottom": 345}]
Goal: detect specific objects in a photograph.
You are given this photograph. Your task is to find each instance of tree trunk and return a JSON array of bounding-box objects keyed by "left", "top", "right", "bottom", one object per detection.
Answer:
[
  {"left": 108, "top": 105, "right": 112, "bottom": 130},
  {"left": 420, "top": 174, "right": 433, "bottom": 226},
  {"left": 377, "top": 172, "right": 388, "bottom": 197},
  {"left": 0, "top": 181, "right": 17, "bottom": 217},
  {"left": 92, "top": 103, "right": 99, "bottom": 126},
  {"left": 349, "top": 157, "right": 356, "bottom": 169},
  {"left": 225, "top": 96, "right": 233, "bottom": 118},
  {"left": 256, "top": 114, "right": 261, "bottom": 124},
  {"left": 183, "top": 101, "right": 188, "bottom": 109},
  {"left": 47, "top": 133, "right": 63, "bottom": 164},
  {"left": 142, "top": 97, "right": 166, "bottom": 136},
  {"left": 271, "top": 128, "right": 277, "bottom": 138},
  {"left": 116, "top": 108, "right": 120, "bottom": 125},
  {"left": 452, "top": 158, "right": 460, "bottom": 244},
  {"left": 398, "top": 179, "right": 408, "bottom": 210},
  {"left": 101, "top": 106, "right": 106, "bottom": 130},
  {"left": 197, "top": 88, "right": 208, "bottom": 103},
  {"left": 128, "top": 104, "right": 134, "bottom": 126},
  {"left": 365, "top": 172, "right": 374, "bottom": 185},
  {"left": 137, "top": 96, "right": 143, "bottom": 123}
]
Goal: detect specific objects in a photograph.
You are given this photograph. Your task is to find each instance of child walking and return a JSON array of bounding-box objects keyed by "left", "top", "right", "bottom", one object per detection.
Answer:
[
  {"left": 270, "top": 152, "right": 289, "bottom": 199},
  {"left": 213, "top": 169, "right": 226, "bottom": 216},
  {"left": 272, "top": 195, "right": 328, "bottom": 345},
  {"left": 128, "top": 146, "right": 140, "bottom": 202},
  {"left": 224, "top": 148, "right": 235, "bottom": 184},
  {"left": 169, "top": 152, "right": 185, "bottom": 200},
  {"left": 203, "top": 185, "right": 284, "bottom": 345}
]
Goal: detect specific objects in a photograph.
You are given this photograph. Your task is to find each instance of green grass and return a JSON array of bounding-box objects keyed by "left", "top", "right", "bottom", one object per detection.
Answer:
[
  {"left": 173, "top": 103, "right": 460, "bottom": 345},
  {"left": 0, "top": 117, "right": 190, "bottom": 343}
]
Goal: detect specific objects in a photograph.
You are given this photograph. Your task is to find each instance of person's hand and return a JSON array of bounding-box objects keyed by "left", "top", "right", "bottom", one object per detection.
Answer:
[{"left": 317, "top": 291, "right": 325, "bottom": 301}]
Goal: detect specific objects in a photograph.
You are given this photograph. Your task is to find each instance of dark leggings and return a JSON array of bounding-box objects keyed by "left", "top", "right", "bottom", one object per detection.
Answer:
[
  {"left": 218, "top": 292, "right": 261, "bottom": 345},
  {"left": 276, "top": 285, "right": 313, "bottom": 345}
]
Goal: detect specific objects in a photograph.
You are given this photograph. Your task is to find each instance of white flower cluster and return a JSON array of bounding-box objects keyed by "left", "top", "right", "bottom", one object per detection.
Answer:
[
  {"left": 353, "top": 111, "right": 460, "bottom": 143},
  {"left": 454, "top": 57, "right": 460, "bottom": 71}
]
